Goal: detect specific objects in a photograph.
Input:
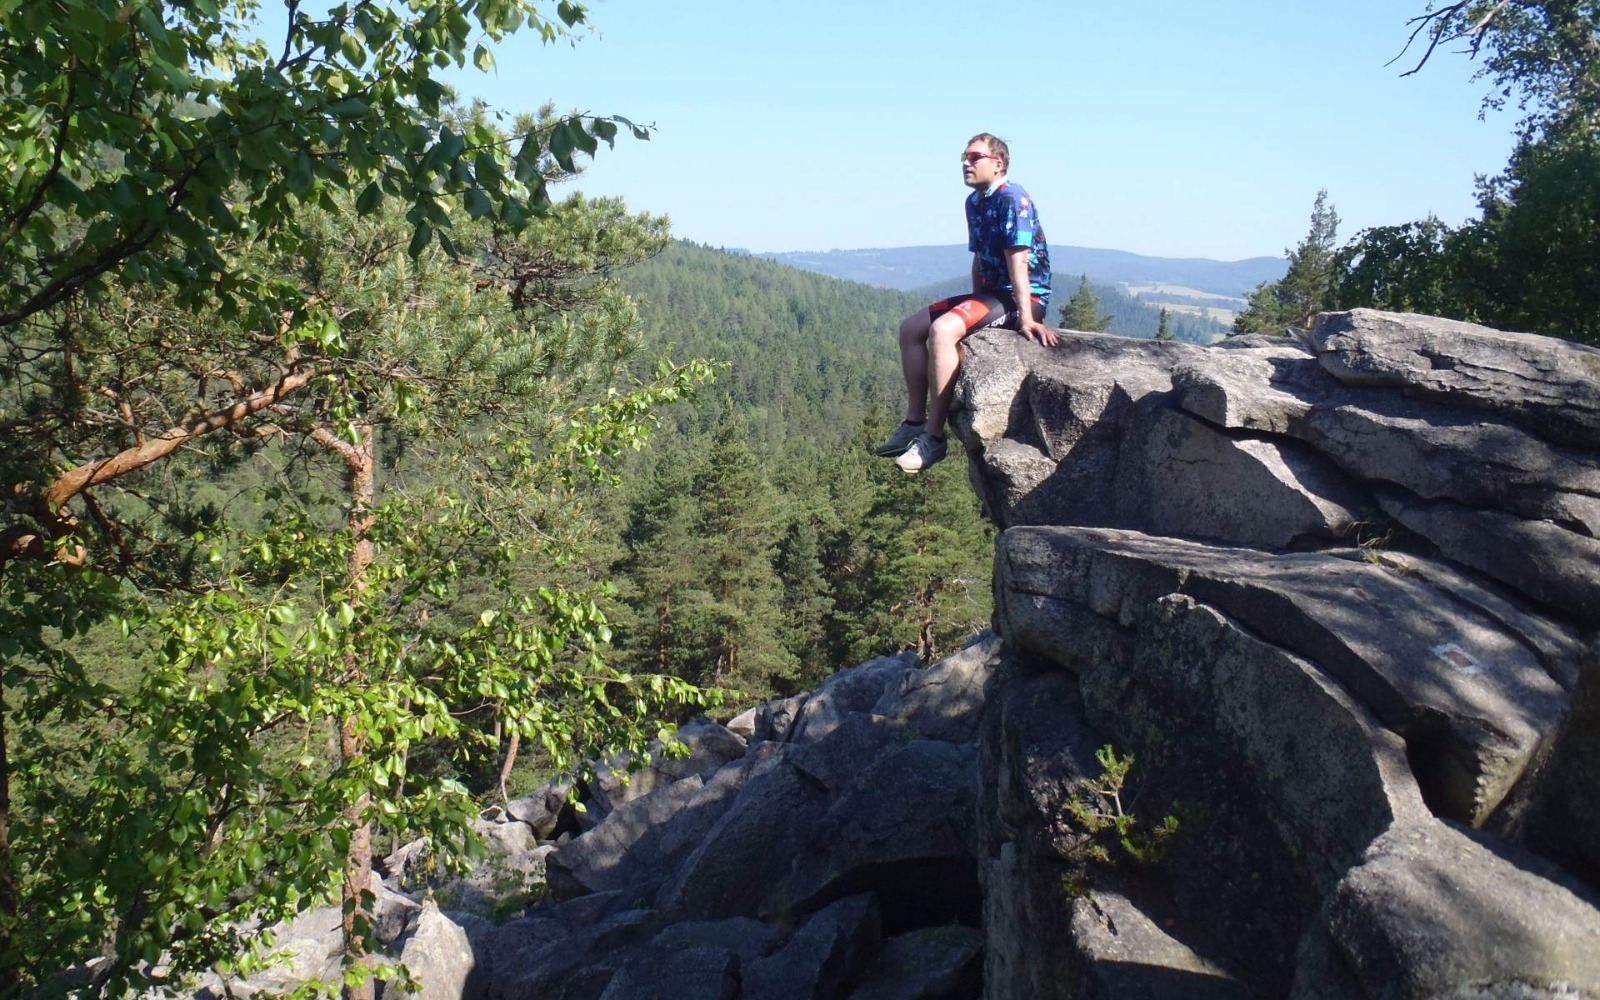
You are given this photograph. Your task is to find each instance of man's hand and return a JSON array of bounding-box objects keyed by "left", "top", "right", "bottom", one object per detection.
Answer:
[{"left": 1018, "top": 317, "right": 1059, "bottom": 346}]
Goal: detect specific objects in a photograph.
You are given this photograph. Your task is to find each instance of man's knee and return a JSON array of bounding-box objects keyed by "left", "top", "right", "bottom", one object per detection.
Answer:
[
  {"left": 928, "top": 313, "right": 968, "bottom": 351},
  {"left": 899, "top": 310, "right": 932, "bottom": 345}
]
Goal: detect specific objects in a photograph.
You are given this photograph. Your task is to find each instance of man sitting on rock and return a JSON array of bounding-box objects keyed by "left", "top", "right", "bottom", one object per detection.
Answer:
[{"left": 877, "top": 132, "right": 1057, "bottom": 473}]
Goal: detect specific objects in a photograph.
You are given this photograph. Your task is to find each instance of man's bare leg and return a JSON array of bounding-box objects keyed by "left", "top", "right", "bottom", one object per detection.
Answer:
[
  {"left": 898, "top": 308, "right": 933, "bottom": 422},
  {"left": 922, "top": 313, "right": 970, "bottom": 437}
]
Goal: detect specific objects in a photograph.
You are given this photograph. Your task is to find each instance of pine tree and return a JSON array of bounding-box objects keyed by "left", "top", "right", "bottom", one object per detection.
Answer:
[
  {"left": 1278, "top": 189, "right": 1341, "bottom": 327},
  {"left": 693, "top": 421, "right": 795, "bottom": 696},
  {"left": 775, "top": 518, "right": 834, "bottom": 688},
  {"left": 1156, "top": 308, "right": 1175, "bottom": 341},
  {"left": 1059, "top": 274, "right": 1114, "bottom": 332},
  {"left": 618, "top": 451, "right": 712, "bottom": 679},
  {"left": 1232, "top": 189, "right": 1341, "bottom": 334}
]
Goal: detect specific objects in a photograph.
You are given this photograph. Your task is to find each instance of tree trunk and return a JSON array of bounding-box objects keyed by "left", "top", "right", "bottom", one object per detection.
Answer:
[
  {"left": 497, "top": 730, "right": 521, "bottom": 804},
  {"left": 338, "top": 422, "right": 377, "bottom": 1000},
  {"left": 0, "top": 680, "right": 17, "bottom": 995}
]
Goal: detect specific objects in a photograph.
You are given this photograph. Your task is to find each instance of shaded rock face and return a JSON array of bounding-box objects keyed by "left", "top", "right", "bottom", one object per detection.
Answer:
[{"left": 955, "top": 310, "right": 1600, "bottom": 998}]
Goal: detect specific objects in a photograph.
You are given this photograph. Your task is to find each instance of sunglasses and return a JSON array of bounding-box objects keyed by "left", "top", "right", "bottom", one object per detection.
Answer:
[{"left": 960, "top": 151, "right": 998, "bottom": 165}]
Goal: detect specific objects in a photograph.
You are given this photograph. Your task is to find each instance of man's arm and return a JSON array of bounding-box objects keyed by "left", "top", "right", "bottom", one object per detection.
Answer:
[
  {"left": 1006, "top": 246, "right": 1058, "bottom": 346},
  {"left": 971, "top": 254, "right": 981, "bottom": 295}
]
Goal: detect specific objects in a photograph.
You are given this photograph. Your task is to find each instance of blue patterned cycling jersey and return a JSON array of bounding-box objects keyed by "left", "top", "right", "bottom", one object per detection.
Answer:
[{"left": 966, "top": 180, "right": 1051, "bottom": 303}]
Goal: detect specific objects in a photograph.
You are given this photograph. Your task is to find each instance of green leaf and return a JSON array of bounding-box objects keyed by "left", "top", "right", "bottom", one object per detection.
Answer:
[
  {"left": 339, "top": 30, "right": 366, "bottom": 68},
  {"left": 285, "top": 151, "right": 315, "bottom": 196},
  {"left": 356, "top": 181, "right": 382, "bottom": 215},
  {"left": 408, "top": 221, "right": 433, "bottom": 257},
  {"left": 548, "top": 122, "right": 578, "bottom": 172}
]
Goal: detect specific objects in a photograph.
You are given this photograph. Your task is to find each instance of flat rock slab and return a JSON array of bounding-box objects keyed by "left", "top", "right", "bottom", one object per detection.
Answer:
[
  {"left": 997, "top": 526, "right": 1570, "bottom": 826},
  {"left": 1337, "top": 550, "right": 1588, "bottom": 692},
  {"left": 742, "top": 894, "right": 882, "bottom": 1000},
  {"left": 779, "top": 741, "right": 980, "bottom": 922},
  {"left": 1311, "top": 309, "right": 1600, "bottom": 451},
  {"left": 1172, "top": 340, "right": 1600, "bottom": 535},
  {"left": 846, "top": 925, "right": 983, "bottom": 1000},
  {"left": 547, "top": 745, "right": 786, "bottom": 901},
  {"left": 1067, "top": 888, "right": 1251, "bottom": 1000},
  {"left": 1292, "top": 820, "right": 1600, "bottom": 999},
  {"left": 596, "top": 945, "right": 739, "bottom": 1000},
  {"left": 874, "top": 631, "right": 1001, "bottom": 744},
  {"left": 1378, "top": 491, "right": 1600, "bottom": 623}
]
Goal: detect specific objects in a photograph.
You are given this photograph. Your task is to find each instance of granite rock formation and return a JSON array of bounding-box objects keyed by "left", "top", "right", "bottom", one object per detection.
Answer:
[{"left": 953, "top": 309, "right": 1600, "bottom": 998}]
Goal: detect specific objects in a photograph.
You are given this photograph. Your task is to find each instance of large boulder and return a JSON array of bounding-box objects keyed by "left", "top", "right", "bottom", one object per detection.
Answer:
[
  {"left": 789, "top": 654, "right": 918, "bottom": 744},
  {"left": 656, "top": 751, "right": 830, "bottom": 920},
  {"left": 1520, "top": 643, "right": 1600, "bottom": 891},
  {"left": 1308, "top": 308, "right": 1600, "bottom": 450},
  {"left": 395, "top": 903, "right": 478, "bottom": 1000},
  {"left": 952, "top": 313, "right": 1600, "bottom": 624},
  {"left": 482, "top": 907, "right": 664, "bottom": 1000},
  {"left": 1291, "top": 821, "right": 1600, "bottom": 999},
  {"left": 741, "top": 894, "right": 882, "bottom": 1000},
  {"left": 546, "top": 744, "right": 787, "bottom": 902},
  {"left": 505, "top": 775, "right": 576, "bottom": 839},
  {"left": 874, "top": 631, "right": 1002, "bottom": 744},
  {"left": 595, "top": 946, "right": 739, "bottom": 1000},
  {"left": 844, "top": 925, "right": 983, "bottom": 1000},
  {"left": 997, "top": 526, "right": 1557, "bottom": 829},
  {"left": 584, "top": 719, "right": 748, "bottom": 822},
  {"left": 778, "top": 740, "right": 981, "bottom": 931}
]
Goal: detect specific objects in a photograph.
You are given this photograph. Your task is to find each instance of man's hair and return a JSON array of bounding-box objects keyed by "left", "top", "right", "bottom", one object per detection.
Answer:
[{"left": 969, "top": 132, "right": 1010, "bottom": 173}]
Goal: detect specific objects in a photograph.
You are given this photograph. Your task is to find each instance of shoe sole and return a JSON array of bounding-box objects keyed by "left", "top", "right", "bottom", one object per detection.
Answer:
[{"left": 896, "top": 455, "right": 944, "bottom": 473}]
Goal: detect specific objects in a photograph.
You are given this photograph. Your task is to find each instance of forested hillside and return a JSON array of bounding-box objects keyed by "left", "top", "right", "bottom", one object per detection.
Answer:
[{"left": 593, "top": 242, "right": 998, "bottom": 704}]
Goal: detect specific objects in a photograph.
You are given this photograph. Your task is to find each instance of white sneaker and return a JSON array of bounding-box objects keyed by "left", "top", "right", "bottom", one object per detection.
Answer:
[
  {"left": 895, "top": 433, "right": 948, "bottom": 473},
  {"left": 874, "top": 421, "right": 926, "bottom": 457}
]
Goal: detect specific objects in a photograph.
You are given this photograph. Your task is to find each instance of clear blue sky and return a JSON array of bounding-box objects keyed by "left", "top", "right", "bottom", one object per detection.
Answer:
[{"left": 444, "top": 0, "right": 1516, "bottom": 261}]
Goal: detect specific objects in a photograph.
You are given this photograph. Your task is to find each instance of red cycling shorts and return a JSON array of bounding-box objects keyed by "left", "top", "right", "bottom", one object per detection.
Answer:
[{"left": 927, "top": 290, "right": 1046, "bottom": 332}]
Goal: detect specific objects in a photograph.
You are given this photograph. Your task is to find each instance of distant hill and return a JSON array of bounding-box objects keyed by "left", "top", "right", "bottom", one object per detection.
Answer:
[{"left": 758, "top": 244, "right": 1286, "bottom": 300}]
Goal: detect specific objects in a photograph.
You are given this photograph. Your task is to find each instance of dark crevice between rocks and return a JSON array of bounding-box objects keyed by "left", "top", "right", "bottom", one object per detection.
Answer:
[
  {"left": 791, "top": 857, "right": 982, "bottom": 938},
  {"left": 1399, "top": 708, "right": 1484, "bottom": 823}
]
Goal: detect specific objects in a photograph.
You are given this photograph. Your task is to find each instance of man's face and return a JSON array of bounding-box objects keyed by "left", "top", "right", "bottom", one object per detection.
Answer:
[{"left": 961, "top": 141, "right": 1004, "bottom": 190}]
